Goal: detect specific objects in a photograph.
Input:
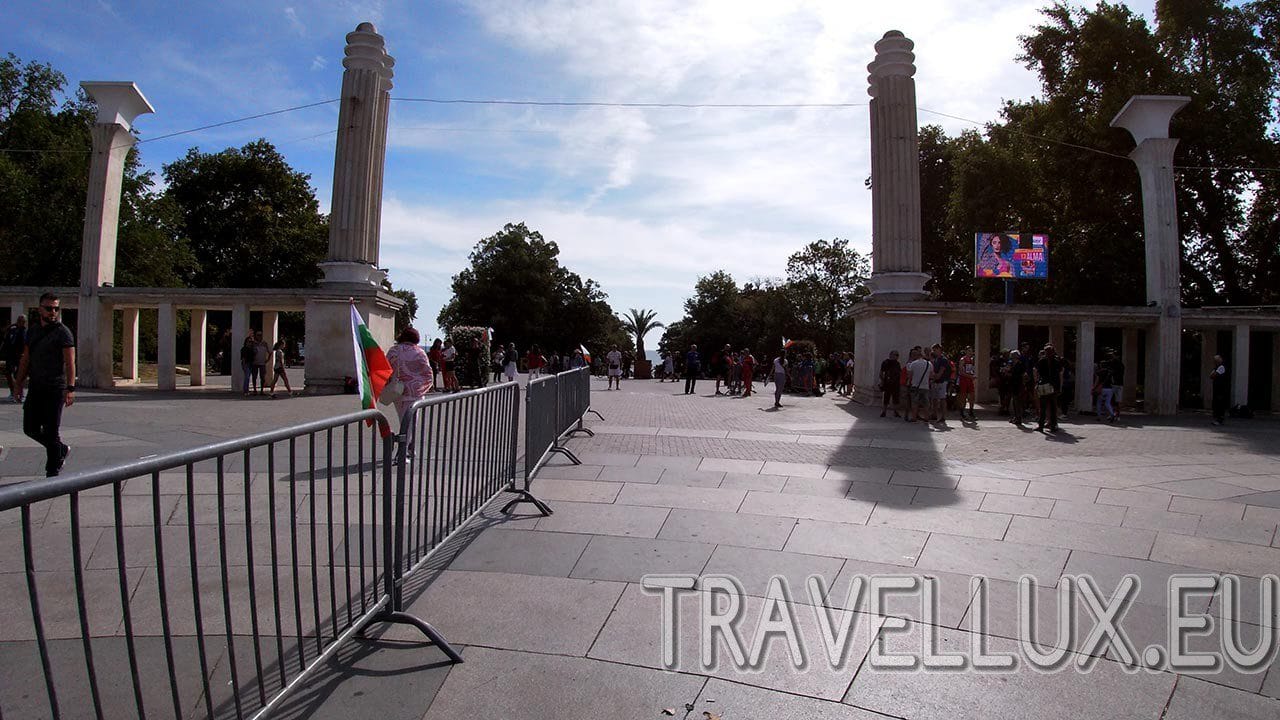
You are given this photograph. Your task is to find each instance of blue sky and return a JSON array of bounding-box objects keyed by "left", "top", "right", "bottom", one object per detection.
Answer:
[{"left": 5, "top": 1, "right": 1155, "bottom": 341}]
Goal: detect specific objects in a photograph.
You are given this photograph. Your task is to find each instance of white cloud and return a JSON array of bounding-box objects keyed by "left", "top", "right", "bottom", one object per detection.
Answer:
[
  {"left": 285, "top": 7, "right": 306, "bottom": 35},
  {"left": 310, "top": 55, "right": 327, "bottom": 71}
]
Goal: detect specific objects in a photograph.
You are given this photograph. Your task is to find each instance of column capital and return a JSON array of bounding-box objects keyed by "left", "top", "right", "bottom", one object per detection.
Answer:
[{"left": 80, "top": 82, "right": 154, "bottom": 131}]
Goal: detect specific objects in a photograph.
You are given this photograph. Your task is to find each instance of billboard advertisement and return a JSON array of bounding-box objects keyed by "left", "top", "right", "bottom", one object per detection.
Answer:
[{"left": 975, "top": 232, "right": 1049, "bottom": 279}]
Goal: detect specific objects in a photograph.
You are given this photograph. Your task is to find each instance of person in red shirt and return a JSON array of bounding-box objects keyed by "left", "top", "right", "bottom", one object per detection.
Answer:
[
  {"left": 740, "top": 349, "right": 755, "bottom": 396},
  {"left": 428, "top": 339, "right": 445, "bottom": 393},
  {"left": 526, "top": 344, "right": 547, "bottom": 378}
]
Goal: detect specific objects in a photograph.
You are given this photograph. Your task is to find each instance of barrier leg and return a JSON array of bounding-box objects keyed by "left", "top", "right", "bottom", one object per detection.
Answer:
[
  {"left": 361, "top": 610, "right": 465, "bottom": 663},
  {"left": 502, "top": 488, "right": 554, "bottom": 516}
]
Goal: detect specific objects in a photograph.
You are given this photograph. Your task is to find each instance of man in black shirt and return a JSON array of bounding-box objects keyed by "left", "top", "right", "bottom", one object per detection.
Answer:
[
  {"left": 684, "top": 344, "right": 701, "bottom": 395},
  {"left": 15, "top": 292, "right": 76, "bottom": 476},
  {"left": 879, "top": 350, "right": 901, "bottom": 418}
]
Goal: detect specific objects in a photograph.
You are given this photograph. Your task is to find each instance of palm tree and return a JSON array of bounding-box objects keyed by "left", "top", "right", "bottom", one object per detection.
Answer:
[{"left": 620, "top": 308, "right": 664, "bottom": 361}]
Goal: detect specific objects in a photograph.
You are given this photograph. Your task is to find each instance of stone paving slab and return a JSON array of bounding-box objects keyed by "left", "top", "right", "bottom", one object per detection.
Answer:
[
  {"left": 700, "top": 544, "right": 846, "bottom": 599},
  {"left": 843, "top": 622, "right": 1178, "bottom": 720},
  {"left": 915, "top": 534, "right": 1069, "bottom": 584},
  {"left": 1150, "top": 532, "right": 1280, "bottom": 577},
  {"left": 421, "top": 646, "right": 706, "bottom": 720},
  {"left": 569, "top": 535, "right": 715, "bottom": 583},
  {"left": 868, "top": 504, "right": 1011, "bottom": 540},
  {"left": 1164, "top": 676, "right": 1280, "bottom": 719},
  {"left": 389, "top": 570, "right": 624, "bottom": 655},
  {"left": 739, "top": 491, "right": 874, "bottom": 525},
  {"left": 449, "top": 528, "right": 591, "bottom": 577},
  {"left": 784, "top": 519, "right": 927, "bottom": 567},
  {"left": 533, "top": 500, "right": 670, "bottom": 538},
  {"left": 616, "top": 483, "right": 747, "bottom": 512},
  {"left": 656, "top": 508, "right": 797, "bottom": 550},
  {"left": 1004, "top": 516, "right": 1156, "bottom": 559},
  {"left": 690, "top": 678, "right": 887, "bottom": 720}
]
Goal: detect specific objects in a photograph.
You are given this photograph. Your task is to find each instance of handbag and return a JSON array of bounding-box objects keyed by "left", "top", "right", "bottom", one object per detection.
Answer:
[
  {"left": 1036, "top": 382, "right": 1056, "bottom": 397},
  {"left": 379, "top": 375, "right": 405, "bottom": 405}
]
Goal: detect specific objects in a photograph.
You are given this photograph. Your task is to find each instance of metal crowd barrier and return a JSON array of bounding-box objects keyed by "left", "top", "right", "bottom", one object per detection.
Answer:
[
  {"left": 0, "top": 380, "right": 549, "bottom": 719},
  {"left": 515, "top": 368, "right": 602, "bottom": 514}
]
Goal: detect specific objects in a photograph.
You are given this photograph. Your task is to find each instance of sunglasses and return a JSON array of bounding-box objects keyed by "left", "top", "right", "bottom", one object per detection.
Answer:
[{"left": 41, "top": 305, "right": 60, "bottom": 312}]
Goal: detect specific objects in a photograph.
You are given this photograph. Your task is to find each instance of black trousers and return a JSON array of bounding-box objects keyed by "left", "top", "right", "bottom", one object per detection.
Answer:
[
  {"left": 1212, "top": 393, "right": 1229, "bottom": 422},
  {"left": 684, "top": 372, "right": 698, "bottom": 395},
  {"left": 23, "top": 385, "right": 66, "bottom": 473},
  {"left": 1038, "top": 391, "right": 1059, "bottom": 428}
]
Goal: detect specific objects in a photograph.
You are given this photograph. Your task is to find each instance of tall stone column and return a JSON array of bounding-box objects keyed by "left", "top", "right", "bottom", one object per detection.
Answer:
[
  {"left": 320, "top": 22, "right": 395, "bottom": 286},
  {"left": 1122, "top": 328, "right": 1140, "bottom": 409},
  {"left": 262, "top": 311, "right": 279, "bottom": 386},
  {"left": 1111, "top": 96, "right": 1190, "bottom": 415},
  {"left": 231, "top": 303, "right": 250, "bottom": 393},
  {"left": 8, "top": 302, "right": 25, "bottom": 326},
  {"left": 189, "top": 309, "right": 207, "bottom": 387},
  {"left": 1001, "top": 316, "right": 1019, "bottom": 353},
  {"left": 865, "top": 31, "right": 929, "bottom": 301},
  {"left": 1233, "top": 324, "right": 1250, "bottom": 408},
  {"left": 1076, "top": 321, "right": 1096, "bottom": 414},
  {"left": 974, "top": 324, "right": 994, "bottom": 402},
  {"left": 77, "top": 82, "right": 154, "bottom": 388}
]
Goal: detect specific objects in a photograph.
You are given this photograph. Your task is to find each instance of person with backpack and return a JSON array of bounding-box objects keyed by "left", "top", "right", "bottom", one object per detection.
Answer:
[
  {"left": 929, "top": 344, "right": 953, "bottom": 425},
  {"left": 906, "top": 347, "right": 931, "bottom": 422}
]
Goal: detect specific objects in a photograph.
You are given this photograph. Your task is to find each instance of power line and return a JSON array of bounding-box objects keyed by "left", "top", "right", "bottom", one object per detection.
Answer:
[
  {"left": 390, "top": 97, "right": 868, "bottom": 109},
  {"left": 133, "top": 98, "right": 339, "bottom": 145},
  {"left": 916, "top": 105, "right": 1132, "bottom": 160}
]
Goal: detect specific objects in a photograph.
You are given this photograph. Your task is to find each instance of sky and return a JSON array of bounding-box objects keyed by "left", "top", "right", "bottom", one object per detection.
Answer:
[{"left": 4, "top": 0, "right": 1157, "bottom": 340}]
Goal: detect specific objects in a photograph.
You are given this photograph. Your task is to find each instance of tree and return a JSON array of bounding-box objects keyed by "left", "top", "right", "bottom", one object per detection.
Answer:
[
  {"left": 161, "top": 139, "right": 328, "bottom": 289},
  {"left": 619, "top": 308, "right": 664, "bottom": 360},
  {"left": 390, "top": 287, "right": 418, "bottom": 334},
  {"left": 922, "top": 1, "right": 1280, "bottom": 306},
  {"left": 784, "top": 239, "right": 868, "bottom": 349},
  {"left": 438, "top": 222, "right": 624, "bottom": 353},
  {"left": 0, "top": 54, "right": 188, "bottom": 288}
]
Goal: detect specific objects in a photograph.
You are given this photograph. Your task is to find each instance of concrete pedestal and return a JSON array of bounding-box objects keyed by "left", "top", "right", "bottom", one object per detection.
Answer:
[
  {"left": 303, "top": 293, "right": 398, "bottom": 394},
  {"left": 1146, "top": 315, "right": 1180, "bottom": 415},
  {"left": 853, "top": 308, "right": 942, "bottom": 404}
]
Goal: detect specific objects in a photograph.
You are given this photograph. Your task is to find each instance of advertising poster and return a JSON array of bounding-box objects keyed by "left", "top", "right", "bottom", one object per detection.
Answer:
[{"left": 975, "top": 232, "right": 1049, "bottom": 279}]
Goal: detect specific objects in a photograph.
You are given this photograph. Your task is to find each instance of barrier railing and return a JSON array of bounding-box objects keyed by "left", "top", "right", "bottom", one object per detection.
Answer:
[
  {"left": 518, "top": 368, "right": 602, "bottom": 505},
  {"left": 0, "top": 379, "right": 555, "bottom": 719}
]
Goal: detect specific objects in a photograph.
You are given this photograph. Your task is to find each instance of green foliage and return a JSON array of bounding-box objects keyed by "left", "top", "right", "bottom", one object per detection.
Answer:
[
  {"left": 921, "top": 0, "right": 1280, "bottom": 306},
  {"left": 438, "top": 222, "right": 625, "bottom": 355},
  {"left": 784, "top": 238, "right": 868, "bottom": 349},
  {"left": 161, "top": 140, "right": 328, "bottom": 288},
  {"left": 390, "top": 287, "right": 419, "bottom": 333}
]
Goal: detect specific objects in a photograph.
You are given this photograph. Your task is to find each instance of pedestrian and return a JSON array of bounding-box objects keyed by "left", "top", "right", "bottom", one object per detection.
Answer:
[
  {"left": 1007, "top": 350, "right": 1026, "bottom": 426},
  {"left": 906, "top": 347, "right": 931, "bottom": 423},
  {"left": 240, "top": 336, "right": 257, "bottom": 395},
  {"left": 992, "top": 348, "right": 1009, "bottom": 415},
  {"left": 1106, "top": 350, "right": 1126, "bottom": 419},
  {"left": 441, "top": 338, "right": 459, "bottom": 392},
  {"left": 929, "top": 344, "right": 952, "bottom": 425},
  {"left": 13, "top": 292, "right": 76, "bottom": 477},
  {"left": 528, "top": 344, "right": 548, "bottom": 379},
  {"left": 662, "top": 351, "right": 675, "bottom": 382},
  {"left": 1019, "top": 342, "right": 1038, "bottom": 418},
  {"left": 684, "top": 344, "right": 701, "bottom": 395},
  {"left": 740, "top": 349, "right": 756, "bottom": 397},
  {"left": 503, "top": 342, "right": 519, "bottom": 382},
  {"left": 1059, "top": 357, "right": 1075, "bottom": 416},
  {"left": 713, "top": 344, "right": 730, "bottom": 395},
  {"left": 770, "top": 349, "right": 788, "bottom": 408},
  {"left": 1094, "top": 359, "right": 1116, "bottom": 422},
  {"left": 268, "top": 340, "right": 296, "bottom": 398},
  {"left": 606, "top": 345, "right": 623, "bottom": 390},
  {"left": 569, "top": 348, "right": 586, "bottom": 370},
  {"left": 956, "top": 346, "right": 976, "bottom": 420},
  {"left": 2, "top": 314, "right": 27, "bottom": 402},
  {"left": 386, "top": 326, "right": 435, "bottom": 430},
  {"left": 492, "top": 346, "right": 505, "bottom": 383},
  {"left": 879, "top": 350, "right": 901, "bottom": 418},
  {"left": 1034, "top": 344, "right": 1063, "bottom": 432},
  {"left": 252, "top": 331, "right": 269, "bottom": 395},
  {"left": 1209, "top": 354, "right": 1229, "bottom": 425}
]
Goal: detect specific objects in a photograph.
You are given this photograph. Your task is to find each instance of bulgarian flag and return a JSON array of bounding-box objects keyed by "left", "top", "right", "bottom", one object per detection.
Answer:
[
  {"left": 350, "top": 305, "right": 393, "bottom": 432},
  {"left": 782, "top": 336, "right": 795, "bottom": 349},
  {"left": 579, "top": 344, "right": 592, "bottom": 363}
]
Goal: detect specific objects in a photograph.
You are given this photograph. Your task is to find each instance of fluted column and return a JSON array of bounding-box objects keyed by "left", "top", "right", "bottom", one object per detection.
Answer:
[
  {"left": 157, "top": 302, "right": 176, "bottom": 391},
  {"left": 321, "top": 22, "right": 395, "bottom": 285},
  {"left": 1076, "top": 321, "right": 1096, "bottom": 414},
  {"left": 189, "top": 309, "right": 207, "bottom": 387},
  {"left": 865, "top": 30, "right": 929, "bottom": 300}
]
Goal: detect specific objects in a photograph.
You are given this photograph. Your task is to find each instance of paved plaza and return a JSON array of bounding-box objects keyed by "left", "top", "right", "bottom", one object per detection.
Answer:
[{"left": 1, "top": 376, "right": 1279, "bottom": 718}]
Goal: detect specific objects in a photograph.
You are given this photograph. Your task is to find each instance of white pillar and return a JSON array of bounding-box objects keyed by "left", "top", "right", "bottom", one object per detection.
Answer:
[
  {"left": 262, "top": 310, "right": 279, "bottom": 386},
  {"left": 121, "top": 307, "right": 139, "bottom": 381},
  {"left": 1111, "top": 96, "right": 1190, "bottom": 416},
  {"left": 974, "top": 323, "right": 994, "bottom": 402},
  {"left": 1200, "top": 330, "right": 1217, "bottom": 411},
  {"left": 189, "top": 309, "right": 207, "bottom": 387},
  {"left": 231, "top": 303, "right": 249, "bottom": 393},
  {"left": 8, "top": 302, "right": 24, "bottom": 325},
  {"left": 157, "top": 303, "right": 176, "bottom": 391},
  {"left": 76, "top": 83, "right": 153, "bottom": 389},
  {"left": 864, "top": 30, "right": 929, "bottom": 301},
  {"left": 1076, "top": 321, "right": 1096, "bottom": 414},
  {"left": 1001, "top": 316, "right": 1019, "bottom": 353},
  {"left": 1050, "top": 325, "right": 1065, "bottom": 354},
  {"left": 1233, "top": 324, "right": 1250, "bottom": 408}
]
